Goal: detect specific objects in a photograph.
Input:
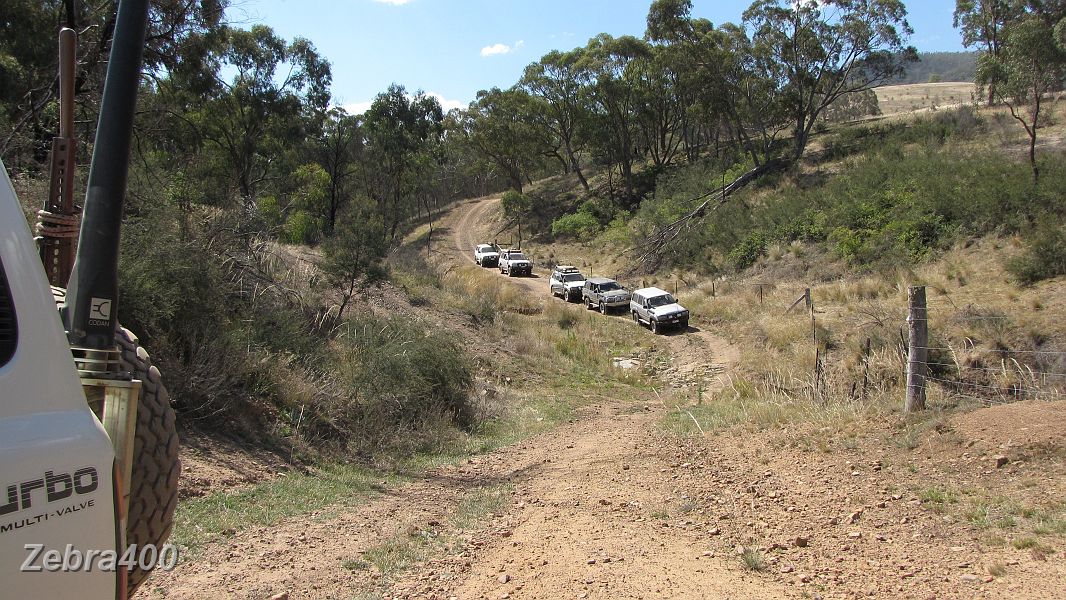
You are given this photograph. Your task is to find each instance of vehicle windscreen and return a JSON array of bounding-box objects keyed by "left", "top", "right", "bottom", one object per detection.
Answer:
[
  {"left": 477, "top": 245, "right": 494, "bottom": 252},
  {"left": 600, "top": 282, "right": 621, "bottom": 292},
  {"left": 648, "top": 294, "right": 676, "bottom": 307},
  {"left": 510, "top": 253, "right": 527, "bottom": 261},
  {"left": 562, "top": 273, "right": 583, "bottom": 282}
]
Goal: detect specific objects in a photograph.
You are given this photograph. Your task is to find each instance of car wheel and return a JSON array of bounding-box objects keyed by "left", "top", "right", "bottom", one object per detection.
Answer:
[
  {"left": 650, "top": 319, "right": 659, "bottom": 334},
  {"left": 599, "top": 301, "right": 607, "bottom": 315},
  {"left": 632, "top": 310, "right": 639, "bottom": 323}
]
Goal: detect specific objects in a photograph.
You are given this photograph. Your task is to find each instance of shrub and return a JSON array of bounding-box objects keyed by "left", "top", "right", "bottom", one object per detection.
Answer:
[
  {"left": 256, "top": 195, "right": 283, "bottom": 229},
  {"left": 728, "top": 232, "right": 768, "bottom": 271},
  {"left": 551, "top": 211, "right": 600, "bottom": 239},
  {"left": 339, "top": 316, "right": 475, "bottom": 432},
  {"left": 283, "top": 209, "right": 320, "bottom": 244},
  {"left": 1007, "top": 224, "right": 1066, "bottom": 285}
]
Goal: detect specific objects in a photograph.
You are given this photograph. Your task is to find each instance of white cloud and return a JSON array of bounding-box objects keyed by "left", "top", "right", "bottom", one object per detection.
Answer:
[
  {"left": 480, "top": 43, "right": 512, "bottom": 57},
  {"left": 340, "top": 101, "right": 372, "bottom": 115},
  {"left": 480, "top": 40, "right": 525, "bottom": 57},
  {"left": 372, "top": 0, "right": 411, "bottom": 5},
  {"left": 427, "top": 92, "right": 466, "bottom": 112}
]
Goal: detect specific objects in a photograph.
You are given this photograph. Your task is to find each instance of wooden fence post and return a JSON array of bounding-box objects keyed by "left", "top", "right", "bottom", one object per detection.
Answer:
[
  {"left": 905, "top": 286, "right": 928, "bottom": 412},
  {"left": 861, "top": 337, "right": 872, "bottom": 401}
]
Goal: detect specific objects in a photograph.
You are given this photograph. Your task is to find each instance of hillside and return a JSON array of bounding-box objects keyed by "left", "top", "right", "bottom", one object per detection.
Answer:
[
  {"left": 891, "top": 51, "right": 978, "bottom": 85},
  {"left": 138, "top": 100, "right": 1066, "bottom": 599},
  {"left": 874, "top": 82, "right": 977, "bottom": 115}
]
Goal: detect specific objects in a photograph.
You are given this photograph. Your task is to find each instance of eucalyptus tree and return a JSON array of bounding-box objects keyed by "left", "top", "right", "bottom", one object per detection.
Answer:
[
  {"left": 520, "top": 49, "right": 593, "bottom": 190},
  {"left": 954, "top": 0, "right": 1023, "bottom": 103},
  {"left": 458, "top": 86, "right": 549, "bottom": 194},
  {"left": 576, "top": 34, "right": 652, "bottom": 201},
  {"left": 742, "top": 0, "right": 917, "bottom": 162},
  {"left": 645, "top": 2, "right": 787, "bottom": 168},
  {"left": 977, "top": 5, "right": 1066, "bottom": 181},
  {"left": 183, "top": 25, "right": 331, "bottom": 203},
  {"left": 360, "top": 84, "right": 444, "bottom": 241},
  {"left": 0, "top": 0, "right": 228, "bottom": 165},
  {"left": 638, "top": 0, "right": 916, "bottom": 263},
  {"left": 631, "top": 43, "right": 688, "bottom": 168},
  {"left": 316, "top": 107, "right": 363, "bottom": 233}
]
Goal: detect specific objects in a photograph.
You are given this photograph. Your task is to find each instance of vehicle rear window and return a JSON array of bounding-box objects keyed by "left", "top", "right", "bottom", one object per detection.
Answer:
[{"left": 0, "top": 260, "right": 17, "bottom": 368}]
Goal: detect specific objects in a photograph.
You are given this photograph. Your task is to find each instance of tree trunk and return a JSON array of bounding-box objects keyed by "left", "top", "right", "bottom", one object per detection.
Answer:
[
  {"left": 508, "top": 168, "right": 523, "bottom": 194},
  {"left": 564, "top": 141, "right": 589, "bottom": 191},
  {"left": 1030, "top": 95, "right": 1041, "bottom": 183}
]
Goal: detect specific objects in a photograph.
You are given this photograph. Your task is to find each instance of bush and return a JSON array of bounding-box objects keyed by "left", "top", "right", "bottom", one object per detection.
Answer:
[
  {"left": 728, "top": 232, "right": 768, "bottom": 271},
  {"left": 1007, "top": 224, "right": 1066, "bottom": 285},
  {"left": 283, "top": 209, "right": 320, "bottom": 244},
  {"left": 339, "top": 316, "right": 475, "bottom": 431},
  {"left": 551, "top": 211, "right": 600, "bottom": 239}
]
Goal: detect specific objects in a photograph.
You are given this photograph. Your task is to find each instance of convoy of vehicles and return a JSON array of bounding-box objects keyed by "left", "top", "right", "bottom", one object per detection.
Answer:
[
  {"left": 582, "top": 277, "right": 631, "bottom": 315},
  {"left": 548, "top": 266, "right": 585, "bottom": 302},
  {"left": 475, "top": 241, "right": 692, "bottom": 333}
]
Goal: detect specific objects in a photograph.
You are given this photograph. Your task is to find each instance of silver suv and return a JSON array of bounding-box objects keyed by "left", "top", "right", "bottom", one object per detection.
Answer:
[
  {"left": 582, "top": 277, "right": 630, "bottom": 314},
  {"left": 630, "top": 287, "right": 689, "bottom": 333},
  {"left": 549, "top": 266, "right": 585, "bottom": 302}
]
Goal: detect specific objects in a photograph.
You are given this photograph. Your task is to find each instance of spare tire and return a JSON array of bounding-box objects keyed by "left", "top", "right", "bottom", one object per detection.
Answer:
[
  {"left": 52, "top": 288, "right": 180, "bottom": 596},
  {"left": 115, "top": 326, "right": 180, "bottom": 595}
]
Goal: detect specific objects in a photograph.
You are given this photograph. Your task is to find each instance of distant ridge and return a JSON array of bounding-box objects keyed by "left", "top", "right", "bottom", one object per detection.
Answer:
[{"left": 885, "top": 51, "right": 977, "bottom": 85}]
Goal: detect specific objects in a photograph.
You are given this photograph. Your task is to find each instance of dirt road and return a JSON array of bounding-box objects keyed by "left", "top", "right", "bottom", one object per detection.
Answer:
[{"left": 145, "top": 195, "right": 774, "bottom": 599}]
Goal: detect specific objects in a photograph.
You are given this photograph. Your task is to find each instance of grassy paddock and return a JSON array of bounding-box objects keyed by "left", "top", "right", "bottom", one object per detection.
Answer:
[{"left": 661, "top": 236, "right": 1065, "bottom": 437}]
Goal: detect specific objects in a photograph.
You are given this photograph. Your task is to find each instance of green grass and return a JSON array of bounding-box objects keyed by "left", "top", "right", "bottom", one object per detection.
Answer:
[
  {"left": 362, "top": 529, "right": 440, "bottom": 574},
  {"left": 918, "top": 486, "right": 959, "bottom": 509},
  {"left": 171, "top": 463, "right": 401, "bottom": 552},
  {"left": 454, "top": 483, "right": 514, "bottom": 530}
]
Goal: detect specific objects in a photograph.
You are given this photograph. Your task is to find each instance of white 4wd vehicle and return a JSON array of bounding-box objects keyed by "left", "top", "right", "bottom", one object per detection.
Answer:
[
  {"left": 473, "top": 244, "right": 499, "bottom": 267},
  {"left": 498, "top": 249, "right": 533, "bottom": 277},
  {"left": 630, "top": 287, "right": 690, "bottom": 333},
  {"left": 549, "top": 266, "right": 585, "bottom": 302}
]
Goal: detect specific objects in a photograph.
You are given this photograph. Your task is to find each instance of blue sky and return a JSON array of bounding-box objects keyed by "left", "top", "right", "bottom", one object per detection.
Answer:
[{"left": 225, "top": 0, "right": 967, "bottom": 114}]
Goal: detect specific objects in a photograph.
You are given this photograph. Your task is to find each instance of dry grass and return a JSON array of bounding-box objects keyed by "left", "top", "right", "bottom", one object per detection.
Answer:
[
  {"left": 874, "top": 82, "right": 977, "bottom": 116},
  {"left": 660, "top": 235, "right": 1065, "bottom": 436}
]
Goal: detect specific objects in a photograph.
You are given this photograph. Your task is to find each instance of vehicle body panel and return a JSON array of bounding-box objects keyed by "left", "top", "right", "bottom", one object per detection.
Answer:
[{"left": 0, "top": 161, "right": 120, "bottom": 598}]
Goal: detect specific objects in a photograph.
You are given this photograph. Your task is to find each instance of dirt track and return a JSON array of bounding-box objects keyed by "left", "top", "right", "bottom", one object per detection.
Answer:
[
  {"left": 145, "top": 196, "right": 1066, "bottom": 599},
  {"left": 145, "top": 195, "right": 771, "bottom": 599}
]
